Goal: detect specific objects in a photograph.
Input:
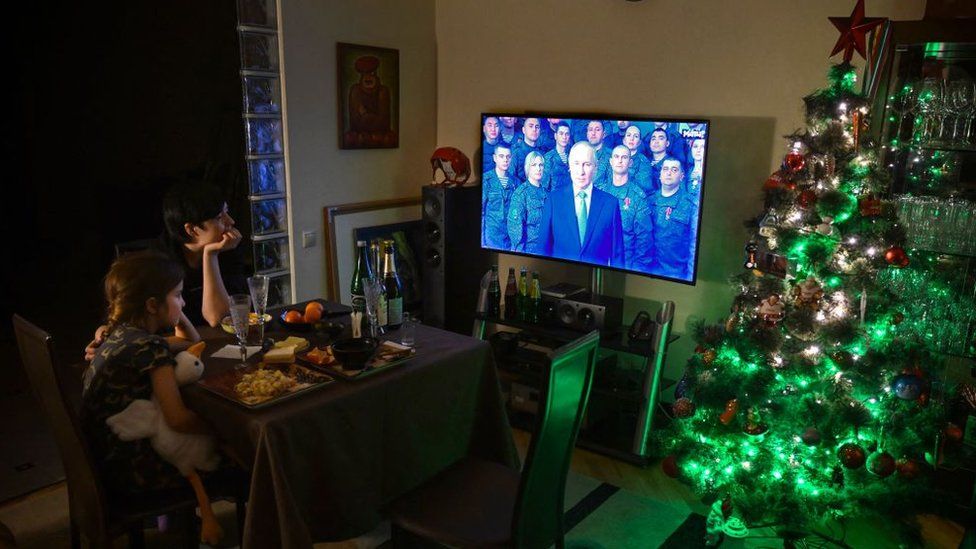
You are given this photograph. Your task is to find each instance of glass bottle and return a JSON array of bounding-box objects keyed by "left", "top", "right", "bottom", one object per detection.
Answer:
[
  {"left": 504, "top": 267, "right": 518, "bottom": 320},
  {"left": 487, "top": 265, "right": 501, "bottom": 318},
  {"left": 530, "top": 271, "right": 542, "bottom": 323},
  {"left": 351, "top": 240, "right": 372, "bottom": 311},
  {"left": 517, "top": 266, "right": 528, "bottom": 321},
  {"left": 382, "top": 241, "right": 404, "bottom": 329}
]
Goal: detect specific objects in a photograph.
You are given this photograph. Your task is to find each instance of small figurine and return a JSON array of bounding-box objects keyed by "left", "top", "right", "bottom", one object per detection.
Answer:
[
  {"left": 758, "top": 294, "right": 786, "bottom": 326},
  {"left": 792, "top": 276, "right": 824, "bottom": 309}
]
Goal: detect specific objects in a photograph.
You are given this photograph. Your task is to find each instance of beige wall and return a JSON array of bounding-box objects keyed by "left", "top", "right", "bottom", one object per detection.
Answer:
[
  {"left": 278, "top": 0, "right": 437, "bottom": 302},
  {"left": 435, "top": 0, "right": 924, "bottom": 379}
]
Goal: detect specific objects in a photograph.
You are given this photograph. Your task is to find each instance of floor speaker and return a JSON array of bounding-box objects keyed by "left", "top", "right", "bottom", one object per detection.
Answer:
[{"left": 421, "top": 185, "right": 490, "bottom": 334}]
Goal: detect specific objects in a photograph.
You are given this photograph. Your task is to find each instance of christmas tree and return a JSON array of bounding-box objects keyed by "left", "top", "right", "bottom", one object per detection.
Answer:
[{"left": 658, "top": 60, "right": 967, "bottom": 543}]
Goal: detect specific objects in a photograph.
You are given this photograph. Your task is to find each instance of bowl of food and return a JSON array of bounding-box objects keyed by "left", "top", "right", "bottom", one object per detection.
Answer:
[
  {"left": 330, "top": 337, "right": 378, "bottom": 371},
  {"left": 279, "top": 301, "right": 326, "bottom": 332},
  {"left": 220, "top": 313, "right": 272, "bottom": 335}
]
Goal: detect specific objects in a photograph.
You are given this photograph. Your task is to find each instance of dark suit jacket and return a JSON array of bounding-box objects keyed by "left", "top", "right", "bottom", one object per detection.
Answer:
[{"left": 533, "top": 184, "right": 624, "bottom": 268}]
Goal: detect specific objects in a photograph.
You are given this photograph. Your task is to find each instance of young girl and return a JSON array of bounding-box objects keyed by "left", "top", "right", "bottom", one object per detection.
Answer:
[{"left": 81, "top": 250, "right": 223, "bottom": 545}]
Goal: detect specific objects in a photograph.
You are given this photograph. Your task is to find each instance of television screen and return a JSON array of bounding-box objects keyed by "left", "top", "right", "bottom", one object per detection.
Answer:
[{"left": 480, "top": 114, "right": 709, "bottom": 284}]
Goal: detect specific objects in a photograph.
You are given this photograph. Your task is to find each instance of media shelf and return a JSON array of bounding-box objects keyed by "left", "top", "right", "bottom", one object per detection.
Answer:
[{"left": 474, "top": 310, "right": 677, "bottom": 466}]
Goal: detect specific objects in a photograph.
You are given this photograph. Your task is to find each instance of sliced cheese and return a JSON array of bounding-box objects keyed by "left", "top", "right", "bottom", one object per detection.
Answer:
[
  {"left": 274, "top": 336, "right": 309, "bottom": 352},
  {"left": 263, "top": 346, "right": 296, "bottom": 364}
]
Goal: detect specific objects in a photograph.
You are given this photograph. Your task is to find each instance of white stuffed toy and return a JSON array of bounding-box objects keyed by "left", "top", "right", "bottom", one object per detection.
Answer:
[
  {"left": 106, "top": 341, "right": 223, "bottom": 544},
  {"left": 106, "top": 341, "right": 219, "bottom": 474}
]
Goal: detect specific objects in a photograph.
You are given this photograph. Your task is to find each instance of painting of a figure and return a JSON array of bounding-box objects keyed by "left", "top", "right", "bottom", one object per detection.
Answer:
[{"left": 337, "top": 43, "right": 399, "bottom": 149}]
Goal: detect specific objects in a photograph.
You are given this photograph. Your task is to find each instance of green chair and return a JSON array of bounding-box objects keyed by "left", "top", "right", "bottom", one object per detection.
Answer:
[{"left": 390, "top": 330, "right": 600, "bottom": 548}]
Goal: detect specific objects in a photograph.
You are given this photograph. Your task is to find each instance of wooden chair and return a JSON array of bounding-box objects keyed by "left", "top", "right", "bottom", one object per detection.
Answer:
[
  {"left": 12, "top": 314, "right": 245, "bottom": 549},
  {"left": 389, "top": 330, "right": 600, "bottom": 549}
]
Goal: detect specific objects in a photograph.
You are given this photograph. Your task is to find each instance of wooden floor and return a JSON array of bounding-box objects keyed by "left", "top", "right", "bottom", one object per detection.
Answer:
[{"left": 0, "top": 427, "right": 967, "bottom": 548}]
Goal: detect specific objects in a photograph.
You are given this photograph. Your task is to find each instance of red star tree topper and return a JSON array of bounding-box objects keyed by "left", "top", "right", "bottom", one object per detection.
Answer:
[{"left": 829, "top": 0, "right": 886, "bottom": 63}]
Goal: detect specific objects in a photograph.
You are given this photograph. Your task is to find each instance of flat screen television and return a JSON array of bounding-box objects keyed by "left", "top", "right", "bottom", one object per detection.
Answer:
[{"left": 480, "top": 114, "right": 709, "bottom": 284}]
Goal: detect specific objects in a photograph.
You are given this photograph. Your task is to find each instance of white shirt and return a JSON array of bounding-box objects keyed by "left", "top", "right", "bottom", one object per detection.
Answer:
[{"left": 573, "top": 186, "right": 592, "bottom": 220}]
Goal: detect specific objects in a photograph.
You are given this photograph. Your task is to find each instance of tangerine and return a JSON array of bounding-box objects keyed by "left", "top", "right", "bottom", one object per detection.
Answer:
[
  {"left": 304, "top": 307, "right": 322, "bottom": 323},
  {"left": 284, "top": 310, "right": 303, "bottom": 323}
]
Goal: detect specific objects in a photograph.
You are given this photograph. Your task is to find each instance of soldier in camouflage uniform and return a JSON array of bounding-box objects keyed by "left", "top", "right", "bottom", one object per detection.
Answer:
[
  {"left": 602, "top": 146, "right": 654, "bottom": 272},
  {"left": 648, "top": 158, "right": 700, "bottom": 280},
  {"left": 482, "top": 143, "right": 521, "bottom": 249},
  {"left": 508, "top": 151, "right": 549, "bottom": 252}
]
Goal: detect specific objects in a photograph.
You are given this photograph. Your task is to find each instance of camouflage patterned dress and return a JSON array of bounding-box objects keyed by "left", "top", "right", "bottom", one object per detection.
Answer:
[{"left": 81, "top": 324, "right": 185, "bottom": 496}]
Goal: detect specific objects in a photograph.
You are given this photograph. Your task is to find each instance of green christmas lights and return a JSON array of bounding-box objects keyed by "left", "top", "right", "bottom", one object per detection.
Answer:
[{"left": 656, "top": 63, "right": 963, "bottom": 540}]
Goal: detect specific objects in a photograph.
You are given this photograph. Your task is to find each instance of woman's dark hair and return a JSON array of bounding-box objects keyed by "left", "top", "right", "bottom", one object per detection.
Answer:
[
  {"left": 162, "top": 181, "right": 226, "bottom": 244},
  {"left": 104, "top": 250, "right": 185, "bottom": 332}
]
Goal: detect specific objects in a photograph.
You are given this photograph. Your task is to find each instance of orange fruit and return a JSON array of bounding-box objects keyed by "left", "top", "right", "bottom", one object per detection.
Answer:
[
  {"left": 305, "top": 301, "right": 324, "bottom": 314},
  {"left": 304, "top": 307, "right": 322, "bottom": 323},
  {"left": 284, "top": 310, "right": 303, "bottom": 323}
]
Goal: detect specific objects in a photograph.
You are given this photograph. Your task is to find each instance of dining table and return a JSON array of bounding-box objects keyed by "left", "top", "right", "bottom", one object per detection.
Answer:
[{"left": 181, "top": 301, "right": 519, "bottom": 548}]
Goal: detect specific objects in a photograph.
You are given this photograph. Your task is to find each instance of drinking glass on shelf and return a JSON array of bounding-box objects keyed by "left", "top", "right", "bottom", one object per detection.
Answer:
[
  {"left": 400, "top": 312, "right": 417, "bottom": 347},
  {"left": 890, "top": 81, "right": 918, "bottom": 141},
  {"left": 946, "top": 78, "right": 976, "bottom": 145},
  {"left": 916, "top": 78, "right": 944, "bottom": 144},
  {"left": 229, "top": 294, "right": 251, "bottom": 369},
  {"left": 247, "top": 275, "right": 269, "bottom": 344},
  {"left": 362, "top": 277, "right": 384, "bottom": 338}
]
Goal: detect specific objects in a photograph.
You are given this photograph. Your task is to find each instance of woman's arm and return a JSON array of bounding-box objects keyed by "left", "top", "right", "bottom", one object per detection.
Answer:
[
  {"left": 166, "top": 311, "right": 200, "bottom": 352},
  {"left": 151, "top": 365, "right": 211, "bottom": 435}
]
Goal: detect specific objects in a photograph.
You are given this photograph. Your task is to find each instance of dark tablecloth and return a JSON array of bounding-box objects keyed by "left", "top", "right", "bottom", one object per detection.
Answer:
[{"left": 183, "top": 321, "right": 518, "bottom": 548}]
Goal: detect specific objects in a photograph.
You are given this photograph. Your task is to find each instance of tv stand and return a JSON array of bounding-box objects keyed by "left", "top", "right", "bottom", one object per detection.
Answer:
[{"left": 474, "top": 301, "right": 678, "bottom": 465}]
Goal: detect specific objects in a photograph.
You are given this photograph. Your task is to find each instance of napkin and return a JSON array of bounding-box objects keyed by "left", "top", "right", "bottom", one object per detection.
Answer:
[{"left": 211, "top": 344, "right": 263, "bottom": 359}]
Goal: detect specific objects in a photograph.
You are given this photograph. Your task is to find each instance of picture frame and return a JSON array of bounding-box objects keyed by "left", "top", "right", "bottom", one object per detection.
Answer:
[{"left": 336, "top": 42, "right": 399, "bottom": 149}]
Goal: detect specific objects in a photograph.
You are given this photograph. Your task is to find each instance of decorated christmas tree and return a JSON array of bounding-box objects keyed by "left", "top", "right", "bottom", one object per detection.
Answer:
[{"left": 658, "top": 7, "right": 973, "bottom": 543}]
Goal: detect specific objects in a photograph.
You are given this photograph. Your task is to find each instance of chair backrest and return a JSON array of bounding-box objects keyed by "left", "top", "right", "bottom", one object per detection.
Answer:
[
  {"left": 511, "top": 330, "right": 599, "bottom": 549},
  {"left": 114, "top": 238, "right": 158, "bottom": 258},
  {"left": 12, "top": 315, "right": 108, "bottom": 540}
]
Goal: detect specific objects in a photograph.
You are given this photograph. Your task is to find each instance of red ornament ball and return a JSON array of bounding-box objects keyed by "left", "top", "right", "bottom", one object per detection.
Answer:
[
  {"left": 896, "top": 457, "right": 920, "bottom": 479},
  {"left": 797, "top": 189, "right": 818, "bottom": 209},
  {"left": 945, "top": 423, "right": 964, "bottom": 443},
  {"left": 661, "top": 455, "right": 680, "bottom": 478},
  {"left": 801, "top": 427, "right": 822, "bottom": 446},
  {"left": 892, "top": 312, "right": 904, "bottom": 325},
  {"left": 672, "top": 397, "right": 696, "bottom": 419},
  {"left": 838, "top": 443, "right": 867, "bottom": 469},
  {"left": 884, "top": 246, "right": 909, "bottom": 268},
  {"left": 868, "top": 451, "right": 896, "bottom": 478},
  {"left": 785, "top": 151, "right": 806, "bottom": 172}
]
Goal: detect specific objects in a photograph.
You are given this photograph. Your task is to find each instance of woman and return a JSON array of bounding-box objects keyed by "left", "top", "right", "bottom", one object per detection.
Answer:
[
  {"left": 687, "top": 138, "right": 706, "bottom": 198},
  {"left": 507, "top": 151, "right": 549, "bottom": 253},
  {"left": 622, "top": 125, "right": 653, "bottom": 195}
]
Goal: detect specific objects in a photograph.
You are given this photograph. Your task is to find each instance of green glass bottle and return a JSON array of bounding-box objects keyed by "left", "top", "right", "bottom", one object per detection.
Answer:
[
  {"left": 530, "top": 271, "right": 542, "bottom": 323},
  {"left": 517, "top": 266, "right": 528, "bottom": 321}
]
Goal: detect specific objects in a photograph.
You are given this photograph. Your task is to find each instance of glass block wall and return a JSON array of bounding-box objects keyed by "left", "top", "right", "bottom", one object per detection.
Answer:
[{"left": 236, "top": 0, "right": 291, "bottom": 306}]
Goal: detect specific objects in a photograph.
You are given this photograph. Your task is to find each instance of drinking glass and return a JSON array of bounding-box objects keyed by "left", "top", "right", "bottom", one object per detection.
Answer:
[
  {"left": 946, "top": 80, "right": 973, "bottom": 145},
  {"left": 247, "top": 275, "right": 269, "bottom": 344},
  {"left": 890, "top": 82, "right": 918, "bottom": 140},
  {"left": 916, "top": 78, "right": 944, "bottom": 143},
  {"left": 362, "top": 277, "right": 384, "bottom": 338},
  {"left": 229, "top": 294, "right": 251, "bottom": 369},
  {"left": 400, "top": 312, "right": 416, "bottom": 347}
]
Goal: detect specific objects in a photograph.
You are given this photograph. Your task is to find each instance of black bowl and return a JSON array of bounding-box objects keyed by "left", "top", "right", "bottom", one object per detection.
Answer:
[
  {"left": 279, "top": 309, "right": 313, "bottom": 332},
  {"left": 331, "top": 337, "right": 378, "bottom": 371}
]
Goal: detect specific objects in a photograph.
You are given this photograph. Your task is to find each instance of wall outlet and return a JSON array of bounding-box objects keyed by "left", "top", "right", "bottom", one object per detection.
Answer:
[{"left": 302, "top": 230, "right": 316, "bottom": 249}]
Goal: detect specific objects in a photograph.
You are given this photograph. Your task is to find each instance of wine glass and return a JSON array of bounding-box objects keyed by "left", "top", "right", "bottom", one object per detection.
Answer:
[
  {"left": 229, "top": 294, "right": 251, "bottom": 369},
  {"left": 889, "top": 81, "right": 918, "bottom": 142},
  {"left": 946, "top": 79, "right": 975, "bottom": 146},
  {"left": 916, "top": 78, "right": 945, "bottom": 144},
  {"left": 362, "top": 277, "right": 385, "bottom": 338},
  {"left": 247, "top": 275, "right": 269, "bottom": 344}
]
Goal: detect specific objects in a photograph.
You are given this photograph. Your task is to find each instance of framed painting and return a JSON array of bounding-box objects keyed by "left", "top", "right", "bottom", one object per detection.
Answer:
[{"left": 336, "top": 42, "right": 399, "bottom": 149}]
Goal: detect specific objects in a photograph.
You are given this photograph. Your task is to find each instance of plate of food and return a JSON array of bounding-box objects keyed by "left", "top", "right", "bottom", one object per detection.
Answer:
[
  {"left": 298, "top": 339, "right": 416, "bottom": 380},
  {"left": 220, "top": 313, "right": 272, "bottom": 335},
  {"left": 197, "top": 362, "right": 333, "bottom": 408}
]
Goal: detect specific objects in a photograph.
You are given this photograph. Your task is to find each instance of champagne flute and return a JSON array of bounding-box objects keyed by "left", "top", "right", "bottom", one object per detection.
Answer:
[
  {"left": 247, "top": 275, "right": 269, "bottom": 344},
  {"left": 229, "top": 294, "right": 251, "bottom": 369},
  {"left": 362, "top": 277, "right": 384, "bottom": 338}
]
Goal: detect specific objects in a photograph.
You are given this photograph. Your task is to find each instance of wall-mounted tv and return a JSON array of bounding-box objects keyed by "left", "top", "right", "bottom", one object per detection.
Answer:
[{"left": 480, "top": 114, "right": 709, "bottom": 284}]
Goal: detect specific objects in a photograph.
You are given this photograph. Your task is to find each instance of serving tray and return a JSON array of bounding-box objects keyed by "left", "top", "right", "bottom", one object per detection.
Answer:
[
  {"left": 298, "top": 340, "right": 416, "bottom": 381},
  {"left": 197, "top": 362, "right": 333, "bottom": 408}
]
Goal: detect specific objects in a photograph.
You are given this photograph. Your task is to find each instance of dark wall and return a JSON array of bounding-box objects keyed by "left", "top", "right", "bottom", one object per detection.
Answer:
[{"left": 3, "top": 1, "right": 245, "bottom": 363}]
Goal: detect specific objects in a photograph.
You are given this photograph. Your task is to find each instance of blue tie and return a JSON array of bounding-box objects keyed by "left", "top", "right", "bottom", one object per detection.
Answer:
[{"left": 577, "top": 191, "right": 587, "bottom": 244}]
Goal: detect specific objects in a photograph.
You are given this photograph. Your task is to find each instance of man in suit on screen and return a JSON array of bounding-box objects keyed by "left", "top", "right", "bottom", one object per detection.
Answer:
[{"left": 533, "top": 142, "right": 624, "bottom": 268}]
